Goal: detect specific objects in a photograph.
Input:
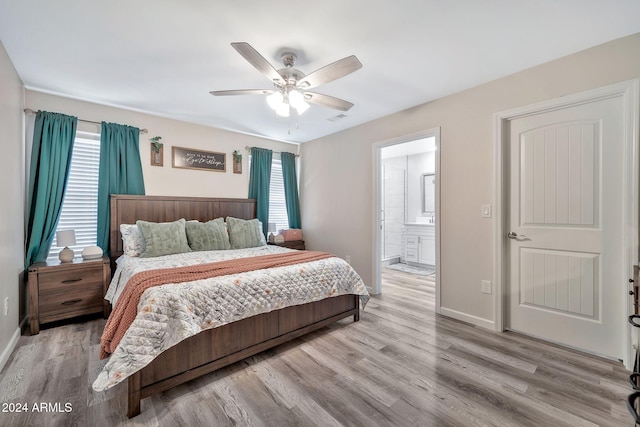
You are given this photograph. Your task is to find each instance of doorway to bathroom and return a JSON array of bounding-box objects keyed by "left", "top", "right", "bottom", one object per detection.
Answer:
[{"left": 373, "top": 128, "right": 440, "bottom": 311}]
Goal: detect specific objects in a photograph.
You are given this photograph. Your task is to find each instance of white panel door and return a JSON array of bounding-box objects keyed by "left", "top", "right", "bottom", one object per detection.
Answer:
[{"left": 507, "top": 96, "right": 625, "bottom": 359}]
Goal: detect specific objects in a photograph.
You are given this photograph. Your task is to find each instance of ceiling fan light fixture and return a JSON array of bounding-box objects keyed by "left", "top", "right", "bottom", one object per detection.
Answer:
[
  {"left": 289, "top": 89, "right": 310, "bottom": 115},
  {"left": 288, "top": 89, "right": 304, "bottom": 108},
  {"left": 294, "top": 100, "right": 310, "bottom": 115},
  {"left": 275, "top": 102, "right": 290, "bottom": 117},
  {"left": 266, "top": 91, "right": 284, "bottom": 110}
]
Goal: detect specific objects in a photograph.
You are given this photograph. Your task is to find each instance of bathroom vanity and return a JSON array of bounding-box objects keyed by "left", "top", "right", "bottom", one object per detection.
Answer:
[{"left": 403, "top": 222, "right": 435, "bottom": 267}]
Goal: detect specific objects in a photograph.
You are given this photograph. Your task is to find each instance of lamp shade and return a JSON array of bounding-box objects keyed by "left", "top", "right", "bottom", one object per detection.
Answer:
[
  {"left": 266, "top": 92, "right": 284, "bottom": 110},
  {"left": 294, "top": 100, "right": 309, "bottom": 115},
  {"left": 56, "top": 230, "right": 76, "bottom": 247},
  {"left": 288, "top": 90, "right": 304, "bottom": 108},
  {"left": 275, "top": 102, "right": 290, "bottom": 117},
  {"left": 268, "top": 222, "right": 277, "bottom": 233}
]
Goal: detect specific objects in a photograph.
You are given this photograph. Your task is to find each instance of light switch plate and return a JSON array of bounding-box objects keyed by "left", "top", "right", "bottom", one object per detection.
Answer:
[
  {"left": 481, "top": 204, "right": 492, "bottom": 218},
  {"left": 481, "top": 280, "right": 492, "bottom": 294}
]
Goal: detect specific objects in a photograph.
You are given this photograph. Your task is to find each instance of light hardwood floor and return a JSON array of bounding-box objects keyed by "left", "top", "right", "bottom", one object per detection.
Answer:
[{"left": 0, "top": 269, "right": 632, "bottom": 426}]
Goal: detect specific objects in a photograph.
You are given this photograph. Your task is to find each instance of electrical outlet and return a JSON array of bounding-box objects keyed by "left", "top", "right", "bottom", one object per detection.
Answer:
[
  {"left": 481, "top": 280, "right": 492, "bottom": 294},
  {"left": 3, "top": 297, "right": 8, "bottom": 316},
  {"left": 346, "top": 255, "right": 351, "bottom": 265}
]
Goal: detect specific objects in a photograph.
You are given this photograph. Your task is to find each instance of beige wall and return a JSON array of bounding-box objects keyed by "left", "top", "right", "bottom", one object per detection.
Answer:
[
  {"left": 300, "top": 32, "right": 640, "bottom": 325},
  {"left": 0, "top": 41, "right": 24, "bottom": 371},
  {"left": 25, "top": 91, "right": 298, "bottom": 198}
]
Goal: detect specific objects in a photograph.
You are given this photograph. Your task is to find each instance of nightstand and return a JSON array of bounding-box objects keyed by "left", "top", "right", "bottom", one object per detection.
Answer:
[
  {"left": 268, "top": 240, "right": 305, "bottom": 250},
  {"left": 28, "top": 256, "right": 110, "bottom": 335}
]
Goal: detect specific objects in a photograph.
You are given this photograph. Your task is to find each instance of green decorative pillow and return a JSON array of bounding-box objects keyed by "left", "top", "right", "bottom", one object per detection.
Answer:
[
  {"left": 226, "top": 217, "right": 267, "bottom": 249},
  {"left": 185, "top": 218, "right": 231, "bottom": 251},
  {"left": 136, "top": 218, "right": 191, "bottom": 257}
]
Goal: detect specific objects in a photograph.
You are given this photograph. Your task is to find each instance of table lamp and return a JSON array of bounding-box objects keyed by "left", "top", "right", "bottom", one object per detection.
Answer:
[
  {"left": 268, "top": 222, "right": 277, "bottom": 243},
  {"left": 56, "top": 229, "right": 76, "bottom": 262}
]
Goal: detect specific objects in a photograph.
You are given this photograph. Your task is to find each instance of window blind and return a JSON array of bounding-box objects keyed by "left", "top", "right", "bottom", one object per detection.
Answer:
[
  {"left": 47, "top": 131, "right": 100, "bottom": 261},
  {"left": 268, "top": 155, "right": 290, "bottom": 232}
]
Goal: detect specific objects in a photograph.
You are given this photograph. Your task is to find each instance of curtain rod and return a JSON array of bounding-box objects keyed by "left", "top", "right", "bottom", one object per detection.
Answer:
[
  {"left": 23, "top": 108, "right": 148, "bottom": 134},
  {"left": 244, "top": 145, "right": 299, "bottom": 157}
]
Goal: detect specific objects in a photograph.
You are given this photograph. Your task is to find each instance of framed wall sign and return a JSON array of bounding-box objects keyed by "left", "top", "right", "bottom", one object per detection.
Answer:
[{"left": 172, "top": 146, "right": 226, "bottom": 172}]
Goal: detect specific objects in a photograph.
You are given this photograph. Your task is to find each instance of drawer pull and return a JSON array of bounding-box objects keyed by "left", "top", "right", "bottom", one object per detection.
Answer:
[
  {"left": 61, "top": 299, "right": 82, "bottom": 305},
  {"left": 61, "top": 278, "right": 82, "bottom": 284}
]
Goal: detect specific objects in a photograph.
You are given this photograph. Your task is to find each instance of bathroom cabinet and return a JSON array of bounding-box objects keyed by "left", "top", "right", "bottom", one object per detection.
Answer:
[{"left": 403, "top": 224, "right": 435, "bottom": 266}]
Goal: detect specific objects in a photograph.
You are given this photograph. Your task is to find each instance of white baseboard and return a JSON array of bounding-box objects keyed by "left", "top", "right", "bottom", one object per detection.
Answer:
[
  {"left": 0, "top": 327, "right": 20, "bottom": 373},
  {"left": 439, "top": 307, "right": 495, "bottom": 330}
]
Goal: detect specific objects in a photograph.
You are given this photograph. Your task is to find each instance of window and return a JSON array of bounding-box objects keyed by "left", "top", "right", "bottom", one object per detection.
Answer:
[
  {"left": 268, "top": 154, "right": 290, "bottom": 232},
  {"left": 249, "top": 152, "right": 294, "bottom": 232},
  {"left": 47, "top": 131, "right": 100, "bottom": 261}
]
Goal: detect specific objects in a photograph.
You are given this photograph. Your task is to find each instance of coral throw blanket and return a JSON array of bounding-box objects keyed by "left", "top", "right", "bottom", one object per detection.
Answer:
[{"left": 100, "top": 250, "right": 334, "bottom": 359}]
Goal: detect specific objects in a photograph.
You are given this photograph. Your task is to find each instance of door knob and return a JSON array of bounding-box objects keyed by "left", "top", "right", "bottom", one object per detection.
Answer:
[{"left": 507, "top": 231, "right": 525, "bottom": 239}]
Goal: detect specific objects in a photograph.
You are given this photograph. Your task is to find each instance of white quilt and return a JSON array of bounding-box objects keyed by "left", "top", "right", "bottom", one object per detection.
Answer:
[{"left": 93, "top": 245, "right": 369, "bottom": 391}]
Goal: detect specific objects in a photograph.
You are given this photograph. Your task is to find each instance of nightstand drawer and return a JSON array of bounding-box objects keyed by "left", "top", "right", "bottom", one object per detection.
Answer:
[
  {"left": 39, "top": 283, "right": 103, "bottom": 323},
  {"left": 38, "top": 266, "right": 102, "bottom": 292}
]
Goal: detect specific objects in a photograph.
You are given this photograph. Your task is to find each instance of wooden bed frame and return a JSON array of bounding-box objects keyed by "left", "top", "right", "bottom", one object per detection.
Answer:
[{"left": 108, "top": 194, "right": 360, "bottom": 418}]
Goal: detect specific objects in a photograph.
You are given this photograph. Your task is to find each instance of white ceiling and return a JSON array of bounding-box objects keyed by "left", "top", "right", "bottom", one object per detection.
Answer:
[{"left": 1, "top": 1, "right": 640, "bottom": 144}]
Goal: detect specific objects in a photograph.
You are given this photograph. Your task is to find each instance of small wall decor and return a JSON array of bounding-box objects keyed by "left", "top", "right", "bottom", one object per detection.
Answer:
[
  {"left": 172, "top": 146, "right": 226, "bottom": 172},
  {"left": 232, "top": 150, "right": 242, "bottom": 174},
  {"left": 150, "top": 136, "right": 163, "bottom": 166}
]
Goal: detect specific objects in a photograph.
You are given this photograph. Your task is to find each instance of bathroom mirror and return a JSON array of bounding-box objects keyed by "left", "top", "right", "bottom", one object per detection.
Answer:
[{"left": 421, "top": 173, "right": 435, "bottom": 215}]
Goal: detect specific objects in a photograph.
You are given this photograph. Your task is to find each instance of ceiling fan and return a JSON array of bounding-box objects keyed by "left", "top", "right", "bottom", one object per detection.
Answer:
[{"left": 210, "top": 42, "right": 362, "bottom": 117}]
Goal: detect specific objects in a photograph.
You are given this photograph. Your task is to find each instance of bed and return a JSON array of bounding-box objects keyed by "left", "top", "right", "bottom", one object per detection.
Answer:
[{"left": 93, "top": 194, "right": 369, "bottom": 418}]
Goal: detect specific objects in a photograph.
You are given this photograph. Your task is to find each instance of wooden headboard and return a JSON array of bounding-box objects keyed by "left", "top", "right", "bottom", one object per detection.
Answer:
[{"left": 109, "top": 194, "right": 257, "bottom": 262}]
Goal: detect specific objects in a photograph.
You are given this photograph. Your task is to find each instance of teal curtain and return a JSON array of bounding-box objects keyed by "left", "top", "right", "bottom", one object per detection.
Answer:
[
  {"left": 97, "top": 122, "right": 145, "bottom": 253},
  {"left": 248, "top": 147, "right": 272, "bottom": 236},
  {"left": 281, "top": 152, "right": 301, "bottom": 229},
  {"left": 25, "top": 111, "right": 77, "bottom": 267}
]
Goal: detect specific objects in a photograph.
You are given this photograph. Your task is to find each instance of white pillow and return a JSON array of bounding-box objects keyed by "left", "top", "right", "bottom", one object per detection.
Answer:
[{"left": 120, "top": 224, "right": 145, "bottom": 257}]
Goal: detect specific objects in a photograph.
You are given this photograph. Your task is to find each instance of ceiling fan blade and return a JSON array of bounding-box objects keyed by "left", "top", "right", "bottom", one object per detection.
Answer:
[
  {"left": 231, "top": 42, "right": 284, "bottom": 85},
  {"left": 304, "top": 92, "right": 354, "bottom": 111},
  {"left": 210, "top": 89, "right": 275, "bottom": 96},
  {"left": 297, "top": 55, "right": 362, "bottom": 89}
]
